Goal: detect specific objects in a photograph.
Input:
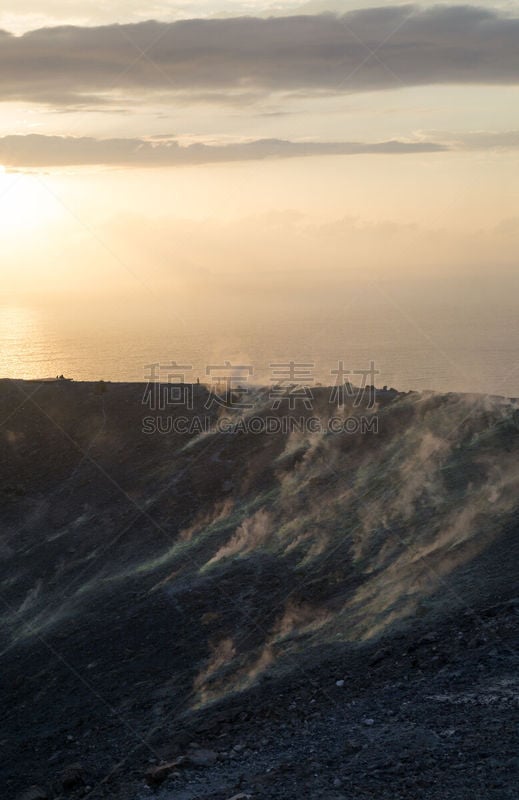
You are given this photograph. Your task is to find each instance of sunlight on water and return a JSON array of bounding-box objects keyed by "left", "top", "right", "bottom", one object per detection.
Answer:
[
  {"left": 1, "top": 301, "right": 519, "bottom": 396},
  {"left": 0, "top": 306, "right": 52, "bottom": 380}
]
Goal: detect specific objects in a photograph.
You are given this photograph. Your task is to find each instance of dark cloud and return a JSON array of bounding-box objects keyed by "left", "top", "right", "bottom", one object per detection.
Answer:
[
  {"left": 0, "top": 5, "right": 517, "bottom": 106},
  {"left": 0, "top": 134, "right": 447, "bottom": 168}
]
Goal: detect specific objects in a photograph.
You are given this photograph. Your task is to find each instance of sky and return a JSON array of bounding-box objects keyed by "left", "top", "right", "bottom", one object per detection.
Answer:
[{"left": 0, "top": 1, "right": 518, "bottom": 317}]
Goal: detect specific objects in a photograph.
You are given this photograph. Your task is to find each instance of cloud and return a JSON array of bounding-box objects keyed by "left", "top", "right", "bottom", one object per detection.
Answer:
[
  {"left": 0, "top": 133, "right": 447, "bottom": 168},
  {"left": 3, "top": 126, "right": 519, "bottom": 169},
  {"left": 0, "top": 5, "right": 518, "bottom": 107},
  {"left": 425, "top": 130, "right": 519, "bottom": 150}
]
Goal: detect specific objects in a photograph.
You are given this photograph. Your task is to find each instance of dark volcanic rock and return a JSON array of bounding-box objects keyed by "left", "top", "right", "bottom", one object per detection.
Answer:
[
  {"left": 17, "top": 788, "right": 48, "bottom": 800},
  {"left": 59, "top": 763, "right": 85, "bottom": 791},
  {"left": 1, "top": 381, "right": 519, "bottom": 800},
  {"left": 145, "top": 757, "right": 189, "bottom": 786},
  {"left": 187, "top": 748, "right": 219, "bottom": 767}
]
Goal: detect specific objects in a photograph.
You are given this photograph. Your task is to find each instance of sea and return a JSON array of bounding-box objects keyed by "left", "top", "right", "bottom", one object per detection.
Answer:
[{"left": 1, "top": 299, "right": 519, "bottom": 397}]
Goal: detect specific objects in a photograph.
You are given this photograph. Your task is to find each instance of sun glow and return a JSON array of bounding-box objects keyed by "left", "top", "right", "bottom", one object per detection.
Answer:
[{"left": 0, "top": 170, "right": 64, "bottom": 234}]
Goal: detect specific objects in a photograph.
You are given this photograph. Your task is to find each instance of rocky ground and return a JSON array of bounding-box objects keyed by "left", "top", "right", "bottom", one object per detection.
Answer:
[
  {"left": 1, "top": 379, "right": 518, "bottom": 800},
  {"left": 135, "top": 601, "right": 519, "bottom": 800},
  {"left": 11, "top": 600, "right": 519, "bottom": 800}
]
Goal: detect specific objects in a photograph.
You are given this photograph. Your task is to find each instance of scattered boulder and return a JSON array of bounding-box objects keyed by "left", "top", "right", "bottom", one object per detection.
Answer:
[
  {"left": 145, "top": 747, "right": 218, "bottom": 785},
  {"left": 226, "top": 794, "right": 253, "bottom": 800},
  {"left": 420, "top": 632, "right": 439, "bottom": 645},
  {"left": 369, "top": 648, "right": 391, "bottom": 667},
  {"left": 60, "top": 763, "right": 85, "bottom": 791},
  {"left": 187, "top": 748, "right": 218, "bottom": 767},
  {"left": 343, "top": 739, "right": 362, "bottom": 755},
  {"left": 145, "top": 757, "right": 189, "bottom": 786}
]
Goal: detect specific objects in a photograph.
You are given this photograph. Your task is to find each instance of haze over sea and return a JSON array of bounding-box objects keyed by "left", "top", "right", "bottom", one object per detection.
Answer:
[{"left": 2, "top": 295, "right": 518, "bottom": 396}]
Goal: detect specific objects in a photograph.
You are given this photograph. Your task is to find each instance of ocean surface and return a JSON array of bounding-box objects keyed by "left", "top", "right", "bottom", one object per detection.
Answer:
[{"left": 1, "top": 301, "right": 519, "bottom": 397}]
